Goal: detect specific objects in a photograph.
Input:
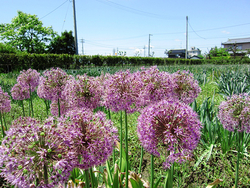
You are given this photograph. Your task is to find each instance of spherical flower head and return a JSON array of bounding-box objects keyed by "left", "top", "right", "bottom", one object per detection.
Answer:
[
  {"left": 58, "top": 108, "right": 118, "bottom": 169},
  {"left": 37, "top": 68, "right": 72, "bottom": 101},
  {"left": 171, "top": 70, "right": 201, "bottom": 104},
  {"left": 0, "top": 116, "right": 75, "bottom": 187},
  {"left": 11, "top": 83, "right": 30, "bottom": 100},
  {"left": 218, "top": 93, "right": 250, "bottom": 133},
  {"left": 0, "top": 86, "right": 11, "bottom": 113},
  {"left": 17, "top": 68, "right": 40, "bottom": 92},
  {"left": 137, "top": 99, "right": 202, "bottom": 169},
  {"left": 63, "top": 74, "right": 103, "bottom": 110},
  {"left": 102, "top": 70, "right": 142, "bottom": 113},
  {"left": 138, "top": 66, "right": 174, "bottom": 106}
]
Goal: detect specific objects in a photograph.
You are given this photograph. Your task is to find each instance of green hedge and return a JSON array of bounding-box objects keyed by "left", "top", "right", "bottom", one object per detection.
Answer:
[{"left": 0, "top": 53, "right": 250, "bottom": 72}]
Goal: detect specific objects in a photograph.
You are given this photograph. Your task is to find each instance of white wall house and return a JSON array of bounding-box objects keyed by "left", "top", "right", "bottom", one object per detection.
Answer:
[{"left": 188, "top": 47, "right": 201, "bottom": 57}]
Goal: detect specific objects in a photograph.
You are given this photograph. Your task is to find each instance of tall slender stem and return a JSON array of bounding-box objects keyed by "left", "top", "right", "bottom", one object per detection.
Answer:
[
  {"left": 0, "top": 112, "right": 5, "bottom": 138},
  {"left": 138, "top": 146, "right": 144, "bottom": 174},
  {"left": 89, "top": 168, "right": 95, "bottom": 188},
  {"left": 29, "top": 86, "right": 34, "bottom": 117},
  {"left": 85, "top": 169, "right": 90, "bottom": 188},
  {"left": 150, "top": 154, "right": 154, "bottom": 188},
  {"left": 125, "top": 110, "right": 128, "bottom": 188},
  {"left": 119, "top": 110, "right": 123, "bottom": 170},
  {"left": 235, "top": 131, "right": 243, "bottom": 188},
  {"left": 57, "top": 98, "right": 61, "bottom": 117},
  {"left": 21, "top": 100, "right": 25, "bottom": 116},
  {"left": 43, "top": 163, "right": 48, "bottom": 185}
]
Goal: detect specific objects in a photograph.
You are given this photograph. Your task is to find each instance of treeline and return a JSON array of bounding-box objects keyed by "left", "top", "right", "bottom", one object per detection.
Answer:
[{"left": 1, "top": 53, "right": 250, "bottom": 73}]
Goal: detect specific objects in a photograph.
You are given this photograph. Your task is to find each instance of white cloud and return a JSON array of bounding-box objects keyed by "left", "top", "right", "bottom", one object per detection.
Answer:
[{"left": 221, "top": 30, "right": 230, "bottom": 34}]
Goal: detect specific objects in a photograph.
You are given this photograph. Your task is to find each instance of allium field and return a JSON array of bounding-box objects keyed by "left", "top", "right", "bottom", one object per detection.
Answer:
[{"left": 0, "top": 64, "right": 249, "bottom": 188}]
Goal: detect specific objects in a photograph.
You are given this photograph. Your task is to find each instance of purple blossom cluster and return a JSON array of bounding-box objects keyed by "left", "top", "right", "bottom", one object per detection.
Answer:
[
  {"left": 102, "top": 70, "right": 142, "bottom": 113},
  {"left": 137, "top": 99, "right": 202, "bottom": 169},
  {"left": 37, "top": 68, "right": 72, "bottom": 101},
  {"left": 171, "top": 70, "right": 201, "bottom": 104},
  {"left": 17, "top": 68, "right": 40, "bottom": 92},
  {"left": 0, "top": 116, "right": 76, "bottom": 187},
  {"left": 0, "top": 86, "right": 11, "bottom": 113},
  {"left": 63, "top": 74, "right": 103, "bottom": 111},
  {"left": 11, "top": 83, "right": 30, "bottom": 100},
  {"left": 218, "top": 93, "right": 250, "bottom": 133},
  {"left": 58, "top": 108, "right": 118, "bottom": 169}
]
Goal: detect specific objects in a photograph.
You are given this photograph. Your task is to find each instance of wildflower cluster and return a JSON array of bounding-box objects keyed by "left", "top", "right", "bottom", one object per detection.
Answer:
[
  {"left": 218, "top": 93, "right": 250, "bottom": 132},
  {"left": 0, "top": 117, "right": 76, "bottom": 187},
  {"left": 17, "top": 68, "right": 40, "bottom": 92},
  {"left": 58, "top": 108, "right": 118, "bottom": 169},
  {"left": 0, "top": 86, "right": 11, "bottom": 113},
  {"left": 137, "top": 99, "right": 202, "bottom": 169}
]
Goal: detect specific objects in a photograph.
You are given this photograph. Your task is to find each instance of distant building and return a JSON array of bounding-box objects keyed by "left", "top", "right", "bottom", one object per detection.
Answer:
[
  {"left": 222, "top": 37, "right": 250, "bottom": 55},
  {"left": 168, "top": 49, "right": 186, "bottom": 58},
  {"left": 167, "top": 47, "right": 201, "bottom": 58},
  {"left": 188, "top": 47, "right": 201, "bottom": 57}
]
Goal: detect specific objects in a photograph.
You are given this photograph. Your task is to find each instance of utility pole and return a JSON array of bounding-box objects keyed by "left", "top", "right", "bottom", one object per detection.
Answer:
[
  {"left": 185, "top": 16, "right": 188, "bottom": 59},
  {"left": 148, "top": 34, "right": 153, "bottom": 57},
  {"left": 143, "top": 45, "right": 146, "bottom": 57},
  {"left": 72, "top": 0, "right": 78, "bottom": 55},
  {"left": 80, "top": 39, "right": 85, "bottom": 55}
]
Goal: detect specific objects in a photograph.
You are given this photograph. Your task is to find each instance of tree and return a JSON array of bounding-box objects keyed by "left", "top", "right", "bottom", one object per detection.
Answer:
[
  {"left": 0, "top": 43, "right": 16, "bottom": 53},
  {"left": 208, "top": 46, "right": 230, "bottom": 59},
  {"left": 0, "top": 11, "right": 56, "bottom": 53},
  {"left": 48, "top": 30, "right": 76, "bottom": 55}
]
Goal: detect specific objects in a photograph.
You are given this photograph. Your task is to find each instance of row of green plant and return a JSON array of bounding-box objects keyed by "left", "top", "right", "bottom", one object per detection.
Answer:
[
  {"left": 1, "top": 53, "right": 250, "bottom": 73},
  {"left": 0, "top": 64, "right": 249, "bottom": 187}
]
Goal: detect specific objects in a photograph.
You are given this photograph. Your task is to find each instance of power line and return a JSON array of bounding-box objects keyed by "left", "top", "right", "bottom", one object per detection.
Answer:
[
  {"left": 61, "top": 1, "right": 71, "bottom": 32},
  {"left": 40, "top": 0, "right": 69, "bottom": 19},
  {"left": 188, "top": 20, "right": 206, "bottom": 40},
  {"left": 94, "top": 0, "right": 181, "bottom": 20}
]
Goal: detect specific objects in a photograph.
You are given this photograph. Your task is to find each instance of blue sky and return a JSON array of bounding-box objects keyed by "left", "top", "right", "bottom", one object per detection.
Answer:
[{"left": 1, "top": 0, "right": 250, "bottom": 57}]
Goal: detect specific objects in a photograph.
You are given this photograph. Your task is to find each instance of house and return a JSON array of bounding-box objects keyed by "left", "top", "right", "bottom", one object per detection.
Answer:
[
  {"left": 222, "top": 37, "right": 250, "bottom": 55},
  {"left": 167, "top": 47, "right": 201, "bottom": 58},
  {"left": 168, "top": 49, "right": 186, "bottom": 58},
  {"left": 188, "top": 47, "right": 201, "bottom": 57}
]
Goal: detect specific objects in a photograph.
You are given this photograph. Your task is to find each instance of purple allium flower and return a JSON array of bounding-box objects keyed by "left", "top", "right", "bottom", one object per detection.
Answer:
[
  {"left": 218, "top": 93, "right": 250, "bottom": 133},
  {"left": 138, "top": 66, "right": 174, "bottom": 106},
  {"left": 171, "top": 70, "right": 201, "bottom": 104},
  {"left": 58, "top": 108, "right": 118, "bottom": 169},
  {"left": 0, "top": 116, "right": 75, "bottom": 188},
  {"left": 0, "top": 86, "right": 11, "bottom": 113},
  {"left": 137, "top": 99, "right": 202, "bottom": 169},
  {"left": 102, "top": 70, "right": 142, "bottom": 113},
  {"left": 63, "top": 74, "right": 103, "bottom": 110},
  {"left": 37, "top": 68, "right": 72, "bottom": 101},
  {"left": 17, "top": 68, "right": 40, "bottom": 92},
  {"left": 11, "top": 83, "right": 30, "bottom": 100}
]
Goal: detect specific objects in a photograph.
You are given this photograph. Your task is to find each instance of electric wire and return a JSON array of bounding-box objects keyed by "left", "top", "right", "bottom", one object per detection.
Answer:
[
  {"left": 61, "top": 1, "right": 71, "bottom": 32},
  {"left": 40, "top": 0, "right": 69, "bottom": 19},
  {"left": 94, "top": 0, "right": 181, "bottom": 20}
]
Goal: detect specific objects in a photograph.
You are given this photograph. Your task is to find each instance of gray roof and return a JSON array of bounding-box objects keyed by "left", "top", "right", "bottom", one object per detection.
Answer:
[{"left": 222, "top": 37, "right": 250, "bottom": 45}]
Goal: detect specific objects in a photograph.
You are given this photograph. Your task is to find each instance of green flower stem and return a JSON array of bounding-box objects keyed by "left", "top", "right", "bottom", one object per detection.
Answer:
[
  {"left": 235, "top": 131, "right": 243, "bottom": 188},
  {"left": 124, "top": 110, "right": 128, "bottom": 188},
  {"left": 57, "top": 98, "right": 61, "bottom": 117},
  {"left": 84, "top": 169, "right": 90, "bottom": 188},
  {"left": 0, "top": 112, "right": 5, "bottom": 138},
  {"left": 89, "top": 168, "right": 95, "bottom": 188},
  {"left": 29, "top": 87, "right": 34, "bottom": 117},
  {"left": 43, "top": 163, "right": 48, "bottom": 185},
  {"left": 119, "top": 110, "right": 123, "bottom": 170},
  {"left": 2, "top": 113, "right": 7, "bottom": 132},
  {"left": 138, "top": 146, "right": 144, "bottom": 174},
  {"left": 150, "top": 154, "right": 154, "bottom": 188},
  {"left": 108, "top": 109, "right": 115, "bottom": 166},
  {"left": 165, "top": 163, "right": 174, "bottom": 188},
  {"left": 21, "top": 100, "right": 25, "bottom": 116}
]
